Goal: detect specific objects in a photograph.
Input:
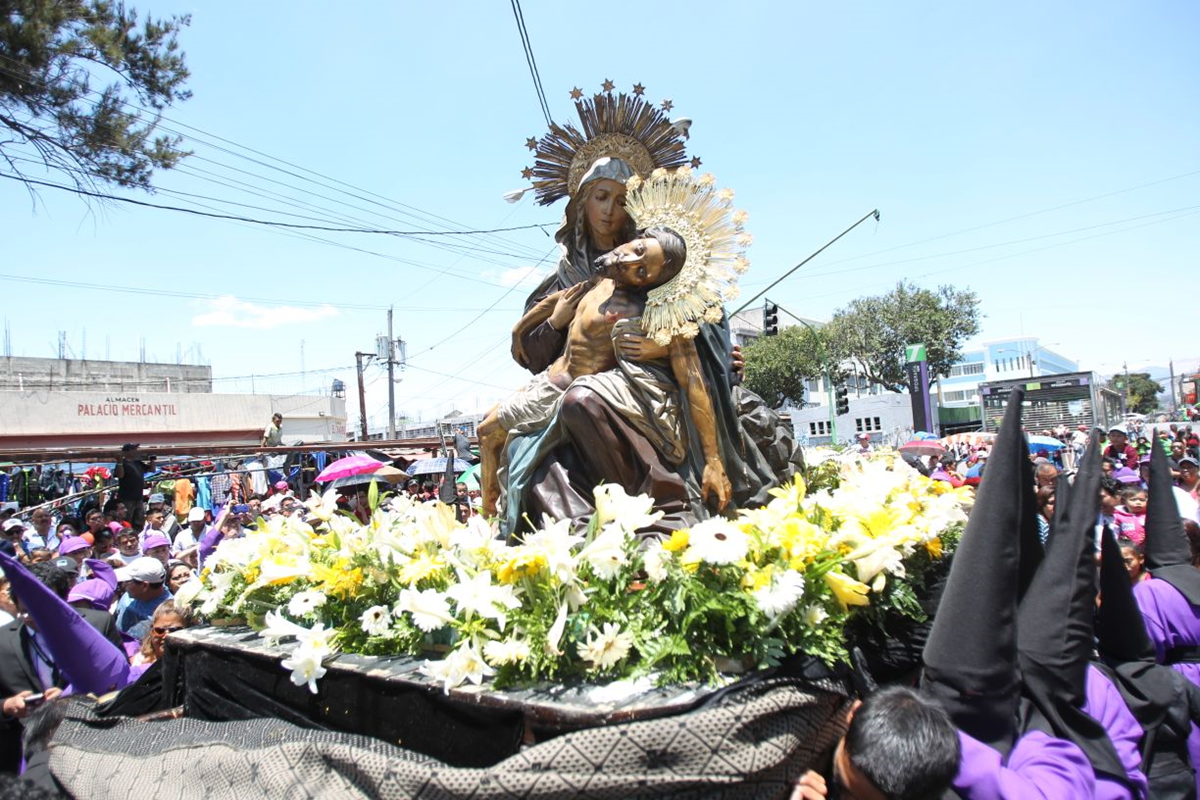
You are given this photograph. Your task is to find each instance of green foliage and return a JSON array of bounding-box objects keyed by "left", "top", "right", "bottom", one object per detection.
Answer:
[
  {"left": 742, "top": 325, "right": 839, "bottom": 409},
  {"left": 0, "top": 0, "right": 192, "bottom": 194},
  {"left": 1108, "top": 372, "right": 1163, "bottom": 414},
  {"left": 825, "top": 281, "right": 981, "bottom": 393}
]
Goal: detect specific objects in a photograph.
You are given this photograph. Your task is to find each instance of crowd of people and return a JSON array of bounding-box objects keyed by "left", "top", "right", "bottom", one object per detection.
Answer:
[{"left": 4, "top": 398, "right": 1200, "bottom": 797}]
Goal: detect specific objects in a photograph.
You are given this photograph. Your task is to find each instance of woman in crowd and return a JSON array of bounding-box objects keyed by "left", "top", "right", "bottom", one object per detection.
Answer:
[
  {"left": 167, "top": 561, "right": 193, "bottom": 594},
  {"left": 130, "top": 600, "right": 195, "bottom": 679}
]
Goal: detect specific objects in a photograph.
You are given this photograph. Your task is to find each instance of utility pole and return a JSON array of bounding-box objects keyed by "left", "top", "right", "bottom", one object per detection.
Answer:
[
  {"left": 355, "top": 351, "right": 371, "bottom": 441},
  {"left": 1170, "top": 359, "right": 1177, "bottom": 414},
  {"left": 1121, "top": 361, "right": 1129, "bottom": 416},
  {"left": 387, "top": 306, "right": 397, "bottom": 440}
]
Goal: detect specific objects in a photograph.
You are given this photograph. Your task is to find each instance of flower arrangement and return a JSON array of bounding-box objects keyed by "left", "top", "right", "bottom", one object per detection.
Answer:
[{"left": 182, "top": 454, "right": 967, "bottom": 694}]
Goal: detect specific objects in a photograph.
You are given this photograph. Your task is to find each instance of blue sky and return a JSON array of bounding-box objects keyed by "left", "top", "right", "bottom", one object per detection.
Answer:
[{"left": 3, "top": 1, "right": 1198, "bottom": 428}]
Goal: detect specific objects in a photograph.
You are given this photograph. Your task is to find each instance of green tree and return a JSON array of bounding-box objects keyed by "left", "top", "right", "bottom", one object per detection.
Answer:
[
  {"left": 1108, "top": 372, "right": 1162, "bottom": 414},
  {"left": 742, "top": 326, "right": 841, "bottom": 409},
  {"left": 824, "top": 281, "right": 981, "bottom": 392},
  {"left": 0, "top": 0, "right": 192, "bottom": 195}
]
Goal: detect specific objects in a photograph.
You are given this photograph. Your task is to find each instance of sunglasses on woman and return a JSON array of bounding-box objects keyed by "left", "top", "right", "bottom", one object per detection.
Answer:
[{"left": 153, "top": 625, "right": 185, "bottom": 635}]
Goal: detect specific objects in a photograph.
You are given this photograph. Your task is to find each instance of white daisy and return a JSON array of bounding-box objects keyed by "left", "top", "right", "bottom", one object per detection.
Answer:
[
  {"left": 359, "top": 604, "right": 392, "bottom": 637},
  {"left": 579, "top": 622, "right": 634, "bottom": 671},
  {"left": 753, "top": 570, "right": 805, "bottom": 618},
  {"left": 287, "top": 589, "right": 327, "bottom": 618},
  {"left": 684, "top": 518, "right": 749, "bottom": 565}
]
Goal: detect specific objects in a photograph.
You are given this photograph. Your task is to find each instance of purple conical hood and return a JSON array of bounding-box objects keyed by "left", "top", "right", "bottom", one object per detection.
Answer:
[
  {"left": 84, "top": 558, "right": 118, "bottom": 590},
  {"left": 0, "top": 551, "right": 130, "bottom": 694}
]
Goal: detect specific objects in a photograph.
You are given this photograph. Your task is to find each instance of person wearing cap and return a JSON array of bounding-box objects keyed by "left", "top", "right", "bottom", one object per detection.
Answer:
[
  {"left": 0, "top": 520, "right": 27, "bottom": 557},
  {"left": 173, "top": 506, "right": 208, "bottom": 559},
  {"left": 1105, "top": 425, "right": 1139, "bottom": 471},
  {"left": 1177, "top": 455, "right": 1200, "bottom": 505},
  {"left": 142, "top": 532, "right": 172, "bottom": 568},
  {"left": 146, "top": 492, "right": 180, "bottom": 540},
  {"left": 57, "top": 537, "right": 92, "bottom": 578},
  {"left": 853, "top": 432, "right": 872, "bottom": 455},
  {"left": 113, "top": 556, "right": 171, "bottom": 636},
  {"left": 114, "top": 445, "right": 155, "bottom": 530}
]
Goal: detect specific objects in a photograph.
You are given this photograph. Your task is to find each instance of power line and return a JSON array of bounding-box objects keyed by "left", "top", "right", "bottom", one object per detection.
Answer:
[
  {"left": 0, "top": 171, "right": 550, "bottom": 238},
  {"left": 510, "top": 0, "right": 552, "bottom": 127},
  {"left": 0, "top": 55, "right": 550, "bottom": 260}
]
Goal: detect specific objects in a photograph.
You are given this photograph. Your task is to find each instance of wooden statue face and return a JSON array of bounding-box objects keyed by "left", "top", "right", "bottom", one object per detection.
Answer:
[
  {"left": 583, "top": 179, "right": 628, "bottom": 243},
  {"left": 598, "top": 236, "right": 668, "bottom": 288}
]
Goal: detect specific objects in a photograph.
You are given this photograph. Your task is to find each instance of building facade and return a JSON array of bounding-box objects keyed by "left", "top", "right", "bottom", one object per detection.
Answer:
[{"left": 0, "top": 356, "right": 212, "bottom": 394}]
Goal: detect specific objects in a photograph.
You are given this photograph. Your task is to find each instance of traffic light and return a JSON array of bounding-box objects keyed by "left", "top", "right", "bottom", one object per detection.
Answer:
[
  {"left": 835, "top": 385, "right": 850, "bottom": 416},
  {"left": 762, "top": 301, "right": 779, "bottom": 336}
]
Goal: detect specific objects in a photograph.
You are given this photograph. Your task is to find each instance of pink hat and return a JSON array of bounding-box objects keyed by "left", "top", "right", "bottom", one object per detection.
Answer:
[
  {"left": 274, "top": 480, "right": 289, "bottom": 491},
  {"left": 107, "top": 522, "right": 123, "bottom": 535},
  {"left": 142, "top": 532, "right": 171, "bottom": 551}
]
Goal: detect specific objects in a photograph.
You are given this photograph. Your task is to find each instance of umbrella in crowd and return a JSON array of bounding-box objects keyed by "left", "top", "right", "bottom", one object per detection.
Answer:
[
  {"left": 407, "top": 457, "right": 472, "bottom": 476},
  {"left": 899, "top": 440, "right": 947, "bottom": 459},
  {"left": 316, "top": 454, "right": 385, "bottom": 482},
  {"left": 1027, "top": 434, "right": 1065, "bottom": 452}
]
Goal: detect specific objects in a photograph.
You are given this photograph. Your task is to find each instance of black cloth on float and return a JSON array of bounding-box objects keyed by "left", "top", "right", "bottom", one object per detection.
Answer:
[
  {"left": 922, "top": 389, "right": 1028, "bottom": 754},
  {"left": 1144, "top": 442, "right": 1200, "bottom": 604},
  {"left": 1017, "top": 432, "right": 1129, "bottom": 788},
  {"left": 1097, "top": 527, "right": 1200, "bottom": 795},
  {"left": 164, "top": 634, "right": 523, "bottom": 768}
]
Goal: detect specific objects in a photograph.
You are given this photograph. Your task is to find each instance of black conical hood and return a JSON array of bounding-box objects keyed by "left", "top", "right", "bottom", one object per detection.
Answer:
[
  {"left": 1016, "top": 433, "right": 1128, "bottom": 785},
  {"left": 1143, "top": 441, "right": 1200, "bottom": 603},
  {"left": 1097, "top": 527, "right": 1155, "bottom": 664},
  {"left": 1096, "top": 527, "right": 1193, "bottom": 777},
  {"left": 923, "top": 389, "right": 1026, "bottom": 752}
]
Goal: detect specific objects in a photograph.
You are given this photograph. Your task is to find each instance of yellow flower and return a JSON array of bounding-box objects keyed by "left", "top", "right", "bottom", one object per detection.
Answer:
[
  {"left": 243, "top": 567, "right": 260, "bottom": 585},
  {"left": 767, "top": 473, "right": 807, "bottom": 509},
  {"left": 494, "top": 550, "right": 545, "bottom": 584},
  {"left": 925, "top": 537, "right": 943, "bottom": 559},
  {"left": 311, "top": 560, "right": 363, "bottom": 599},
  {"left": 398, "top": 552, "right": 445, "bottom": 586},
  {"left": 662, "top": 529, "right": 690, "bottom": 553},
  {"left": 825, "top": 570, "right": 870, "bottom": 609},
  {"left": 742, "top": 564, "right": 774, "bottom": 592}
]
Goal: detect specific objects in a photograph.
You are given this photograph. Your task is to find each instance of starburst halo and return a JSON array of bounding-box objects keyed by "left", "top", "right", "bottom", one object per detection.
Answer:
[{"left": 623, "top": 167, "right": 752, "bottom": 345}]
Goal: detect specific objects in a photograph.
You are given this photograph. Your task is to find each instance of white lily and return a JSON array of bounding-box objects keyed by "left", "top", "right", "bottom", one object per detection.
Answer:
[
  {"left": 396, "top": 587, "right": 454, "bottom": 632},
  {"left": 446, "top": 571, "right": 521, "bottom": 629},
  {"left": 281, "top": 641, "right": 327, "bottom": 694},
  {"left": 304, "top": 487, "right": 342, "bottom": 522},
  {"left": 593, "top": 484, "right": 663, "bottom": 533}
]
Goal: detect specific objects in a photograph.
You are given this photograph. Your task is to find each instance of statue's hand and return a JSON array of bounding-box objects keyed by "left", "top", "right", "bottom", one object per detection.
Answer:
[
  {"left": 616, "top": 331, "right": 669, "bottom": 362},
  {"left": 548, "top": 281, "right": 589, "bottom": 331},
  {"left": 701, "top": 458, "right": 732, "bottom": 511},
  {"left": 730, "top": 344, "right": 745, "bottom": 379}
]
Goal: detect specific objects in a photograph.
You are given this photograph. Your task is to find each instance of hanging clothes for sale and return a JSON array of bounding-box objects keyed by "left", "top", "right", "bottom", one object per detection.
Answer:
[{"left": 195, "top": 476, "right": 212, "bottom": 513}]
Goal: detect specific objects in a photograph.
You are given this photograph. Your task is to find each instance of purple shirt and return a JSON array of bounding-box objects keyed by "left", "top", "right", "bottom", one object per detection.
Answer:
[
  {"left": 1084, "top": 665, "right": 1149, "bottom": 799},
  {"left": 954, "top": 729, "right": 1096, "bottom": 800}
]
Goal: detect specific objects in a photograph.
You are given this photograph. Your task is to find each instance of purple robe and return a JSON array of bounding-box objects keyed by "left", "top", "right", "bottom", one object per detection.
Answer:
[
  {"left": 1134, "top": 576, "right": 1200, "bottom": 797},
  {"left": 954, "top": 730, "right": 1096, "bottom": 800},
  {"left": 1084, "top": 665, "right": 1149, "bottom": 799}
]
